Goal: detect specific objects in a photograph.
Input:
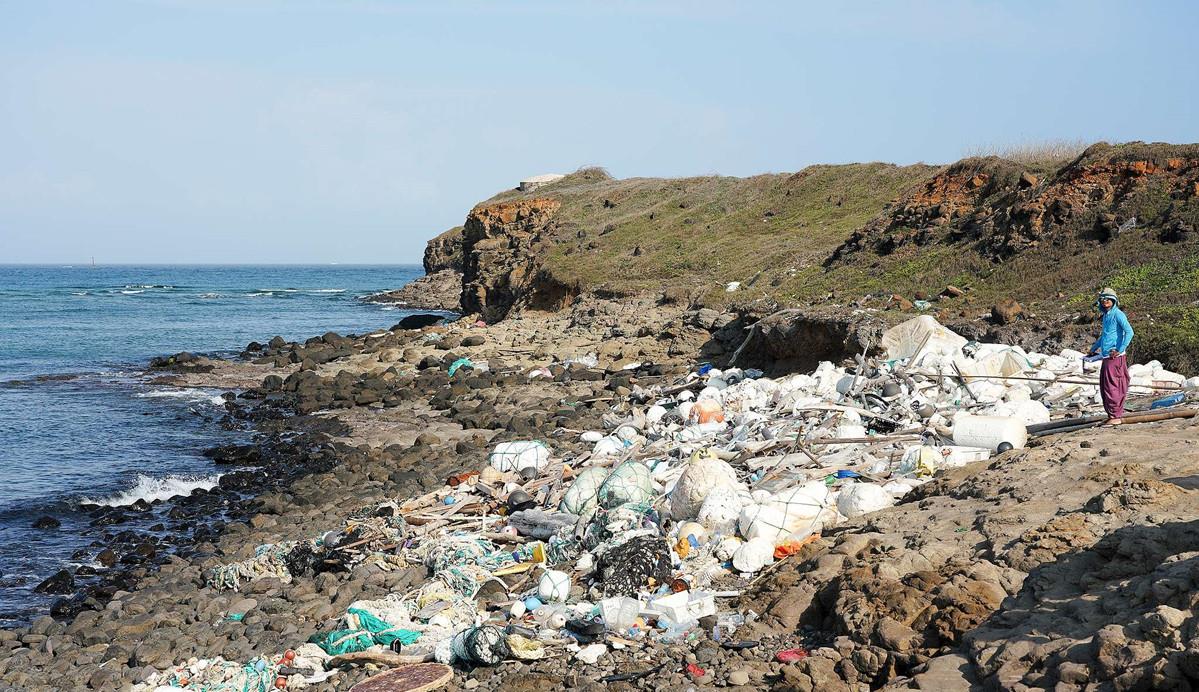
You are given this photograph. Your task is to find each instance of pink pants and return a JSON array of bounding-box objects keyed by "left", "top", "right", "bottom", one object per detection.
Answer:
[{"left": 1100, "top": 353, "right": 1129, "bottom": 419}]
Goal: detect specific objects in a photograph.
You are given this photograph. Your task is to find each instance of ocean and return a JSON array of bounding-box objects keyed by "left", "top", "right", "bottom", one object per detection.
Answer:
[{"left": 0, "top": 264, "right": 429, "bottom": 626}]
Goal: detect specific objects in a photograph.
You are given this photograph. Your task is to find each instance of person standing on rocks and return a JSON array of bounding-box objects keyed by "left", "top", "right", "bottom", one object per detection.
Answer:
[{"left": 1088, "top": 287, "right": 1134, "bottom": 425}]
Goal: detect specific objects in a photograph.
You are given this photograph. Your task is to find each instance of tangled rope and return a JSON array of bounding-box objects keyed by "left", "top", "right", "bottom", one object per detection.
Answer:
[
  {"left": 316, "top": 607, "right": 421, "bottom": 656},
  {"left": 161, "top": 656, "right": 277, "bottom": 692},
  {"left": 205, "top": 542, "right": 299, "bottom": 591}
]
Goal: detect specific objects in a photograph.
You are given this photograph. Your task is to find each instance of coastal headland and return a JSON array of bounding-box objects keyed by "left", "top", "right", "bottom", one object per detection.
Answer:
[{"left": 3, "top": 142, "right": 1199, "bottom": 691}]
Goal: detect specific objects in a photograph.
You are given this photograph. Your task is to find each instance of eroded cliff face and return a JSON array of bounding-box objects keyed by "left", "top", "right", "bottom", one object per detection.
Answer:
[
  {"left": 830, "top": 145, "right": 1199, "bottom": 263},
  {"left": 460, "top": 198, "right": 572, "bottom": 322},
  {"left": 422, "top": 226, "right": 464, "bottom": 274}
]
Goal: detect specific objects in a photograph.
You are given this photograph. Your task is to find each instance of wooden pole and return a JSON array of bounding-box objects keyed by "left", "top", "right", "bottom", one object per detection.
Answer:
[
  {"left": 914, "top": 371, "right": 1184, "bottom": 392},
  {"left": 1028, "top": 408, "right": 1196, "bottom": 438}
]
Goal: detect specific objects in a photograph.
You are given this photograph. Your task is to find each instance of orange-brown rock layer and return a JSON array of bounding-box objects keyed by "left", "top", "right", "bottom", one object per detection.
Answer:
[
  {"left": 460, "top": 199, "right": 568, "bottom": 322},
  {"left": 828, "top": 145, "right": 1199, "bottom": 264}
]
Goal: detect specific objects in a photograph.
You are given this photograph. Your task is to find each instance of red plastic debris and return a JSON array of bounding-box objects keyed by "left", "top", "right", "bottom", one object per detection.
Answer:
[
  {"left": 775, "top": 647, "right": 809, "bottom": 663},
  {"left": 686, "top": 662, "right": 706, "bottom": 678}
]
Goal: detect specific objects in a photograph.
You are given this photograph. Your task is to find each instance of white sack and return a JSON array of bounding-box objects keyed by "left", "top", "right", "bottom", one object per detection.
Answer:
[{"left": 836, "top": 482, "right": 895, "bottom": 518}]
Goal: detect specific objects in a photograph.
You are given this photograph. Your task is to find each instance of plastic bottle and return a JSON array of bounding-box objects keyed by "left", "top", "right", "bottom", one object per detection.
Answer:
[
  {"left": 658, "top": 617, "right": 699, "bottom": 643},
  {"left": 532, "top": 605, "right": 567, "bottom": 630}
]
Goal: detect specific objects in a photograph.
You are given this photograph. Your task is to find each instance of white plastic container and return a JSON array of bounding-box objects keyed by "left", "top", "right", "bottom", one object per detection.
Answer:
[
  {"left": 648, "top": 590, "right": 716, "bottom": 624},
  {"left": 952, "top": 414, "right": 1027, "bottom": 452},
  {"left": 600, "top": 596, "right": 641, "bottom": 631}
]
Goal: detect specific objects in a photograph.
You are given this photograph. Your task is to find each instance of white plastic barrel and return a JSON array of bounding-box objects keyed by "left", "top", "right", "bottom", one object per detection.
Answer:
[{"left": 952, "top": 414, "right": 1027, "bottom": 452}]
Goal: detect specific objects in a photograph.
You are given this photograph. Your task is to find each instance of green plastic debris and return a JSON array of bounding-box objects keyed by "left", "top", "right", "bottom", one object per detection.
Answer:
[
  {"left": 448, "top": 358, "right": 474, "bottom": 377},
  {"left": 316, "top": 607, "right": 421, "bottom": 655}
]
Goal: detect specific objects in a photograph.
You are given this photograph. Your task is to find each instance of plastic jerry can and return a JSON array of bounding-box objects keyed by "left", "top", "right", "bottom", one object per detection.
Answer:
[{"left": 952, "top": 414, "right": 1028, "bottom": 452}]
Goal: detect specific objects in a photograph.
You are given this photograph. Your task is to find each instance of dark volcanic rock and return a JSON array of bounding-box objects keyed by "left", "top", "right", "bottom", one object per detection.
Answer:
[
  {"left": 204, "top": 444, "right": 263, "bottom": 466},
  {"left": 366, "top": 270, "right": 463, "bottom": 312},
  {"left": 34, "top": 569, "right": 74, "bottom": 595},
  {"left": 395, "top": 314, "right": 449, "bottom": 331}
]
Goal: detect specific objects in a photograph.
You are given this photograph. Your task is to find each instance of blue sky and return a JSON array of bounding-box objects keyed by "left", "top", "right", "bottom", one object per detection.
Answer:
[{"left": 2, "top": 1, "right": 1196, "bottom": 263}]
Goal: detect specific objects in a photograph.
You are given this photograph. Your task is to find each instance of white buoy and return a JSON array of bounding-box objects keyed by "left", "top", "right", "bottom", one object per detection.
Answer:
[{"left": 537, "top": 570, "right": 571, "bottom": 602}]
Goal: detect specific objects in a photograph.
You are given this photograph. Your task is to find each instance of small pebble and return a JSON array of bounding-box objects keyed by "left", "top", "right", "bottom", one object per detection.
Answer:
[{"left": 728, "top": 670, "right": 750, "bottom": 686}]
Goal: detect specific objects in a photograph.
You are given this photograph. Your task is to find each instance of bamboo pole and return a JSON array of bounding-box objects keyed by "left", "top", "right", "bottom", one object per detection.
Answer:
[
  {"left": 913, "top": 371, "right": 1184, "bottom": 391},
  {"left": 1028, "top": 408, "right": 1196, "bottom": 438},
  {"left": 808, "top": 434, "right": 924, "bottom": 445}
]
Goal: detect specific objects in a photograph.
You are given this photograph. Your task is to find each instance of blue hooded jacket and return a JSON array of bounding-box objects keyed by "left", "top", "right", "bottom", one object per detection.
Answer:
[{"left": 1092, "top": 295, "right": 1133, "bottom": 355}]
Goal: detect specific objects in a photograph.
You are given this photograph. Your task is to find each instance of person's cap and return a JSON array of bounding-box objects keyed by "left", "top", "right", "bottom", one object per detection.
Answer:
[{"left": 1097, "top": 287, "right": 1118, "bottom": 302}]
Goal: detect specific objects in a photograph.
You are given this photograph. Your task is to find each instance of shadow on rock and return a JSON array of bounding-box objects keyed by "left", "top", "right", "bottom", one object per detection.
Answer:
[{"left": 964, "top": 519, "right": 1199, "bottom": 691}]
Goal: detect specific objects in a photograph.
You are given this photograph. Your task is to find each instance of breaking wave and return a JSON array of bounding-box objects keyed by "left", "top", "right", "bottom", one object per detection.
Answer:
[
  {"left": 80, "top": 474, "right": 221, "bottom": 507},
  {"left": 134, "top": 389, "right": 226, "bottom": 406}
]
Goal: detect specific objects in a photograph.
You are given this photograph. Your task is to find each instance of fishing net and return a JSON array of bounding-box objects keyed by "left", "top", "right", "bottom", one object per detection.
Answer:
[
  {"left": 316, "top": 607, "right": 421, "bottom": 656},
  {"left": 160, "top": 656, "right": 278, "bottom": 692},
  {"left": 204, "top": 542, "right": 300, "bottom": 591},
  {"left": 594, "top": 534, "right": 672, "bottom": 597},
  {"left": 448, "top": 625, "right": 509, "bottom": 666},
  {"left": 559, "top": 465, "right": 608, "bottom": 515},
  {"left": 597, "top": 461, "right": 653, "bottom": 509}
]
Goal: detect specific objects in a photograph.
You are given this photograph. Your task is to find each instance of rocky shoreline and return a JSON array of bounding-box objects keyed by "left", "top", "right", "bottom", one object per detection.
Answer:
[
  {"left": 359, "top": 269, "right": 462, "bottom": 313},
  {"left": 2, "top": 286, "right": 1198, "bottom": 692},
  {"left": 0, "top": 295, "right": 707, "bottom": 690}
]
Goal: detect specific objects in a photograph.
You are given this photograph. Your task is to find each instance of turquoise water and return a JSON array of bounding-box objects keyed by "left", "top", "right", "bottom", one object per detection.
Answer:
[{"left": 0, "top": 264, "right": 429, "bottom": 624}]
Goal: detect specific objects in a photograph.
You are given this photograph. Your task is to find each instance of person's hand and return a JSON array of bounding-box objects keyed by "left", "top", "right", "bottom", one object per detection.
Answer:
[{"left": 1109, "top": 348, "right": 1118, "bottom": 357}]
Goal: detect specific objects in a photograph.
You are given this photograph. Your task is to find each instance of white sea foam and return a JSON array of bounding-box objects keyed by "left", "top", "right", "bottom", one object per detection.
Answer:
[
  {"left": 70, "top": 291, "right": 88, "bottom": 296},
  {"left": 80, "top": 473, "right": 221, "bottom": 507},
  {"left": 120, "top": 289, "right": 145, "bottom": 295},
  {"left": 310, "top": 288, "right": 346, "bottom": 293},
  {"left": 198, "top": 292, "right": 221, "bottom": 299},
  {"left": 135, "top": 389, "right": 226, "bottom": 405},
  {"left": 246, "top": 291, "right": 274, "bottom": 297}
]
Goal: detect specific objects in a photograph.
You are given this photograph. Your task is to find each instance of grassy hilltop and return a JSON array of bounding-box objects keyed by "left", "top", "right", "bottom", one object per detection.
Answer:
[{"left": 451, "top": 141, "right": 1199, "bottom": 371}]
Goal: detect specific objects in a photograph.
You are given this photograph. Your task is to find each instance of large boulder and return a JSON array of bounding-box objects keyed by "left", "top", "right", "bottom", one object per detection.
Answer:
[
  {"left": 731, "top": 308, "right": 881, "bottom": 375},
  {"left": 991, "top": 299, "right": 1023, "bottom": 325},
  {"left": 393, "top": 313, "right": 449, "bottom": 330}
]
